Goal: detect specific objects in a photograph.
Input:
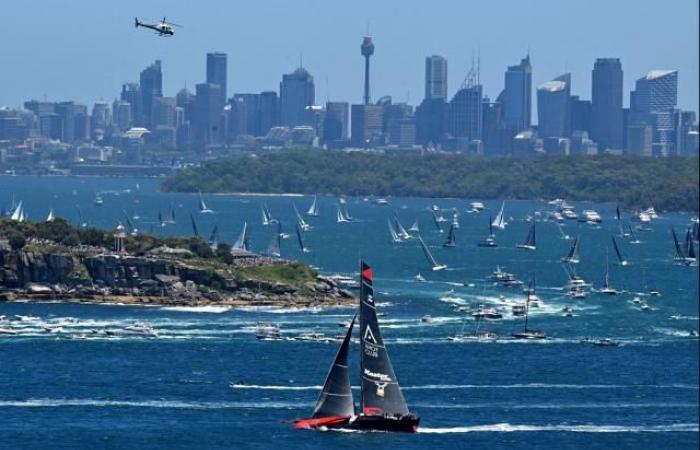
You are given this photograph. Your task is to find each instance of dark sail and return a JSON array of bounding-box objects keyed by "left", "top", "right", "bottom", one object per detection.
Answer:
[
  {"left": 296, "top": 223, "right": 308, "bottom": 253},
  {"left": 431, "top": 211, "right": 442, "bottom": 232},
  {"left": 359, "top": 262, "right": 410, "bottom": 416},
  {"left": 564, "top": 236, "right": 580, "bottom": 262},
  {"left": 518, "top": 223, "right": 536, "bottom": 249},
  {"left": 311, "top": 316, "right": 356, "bottom": 418},
  {"left": 672, "top": 226, "right": 685, "bottom": 258},
  {"left": 488, "top": 216, "right": 493, "bottom": 236},
  {"left": 611, "top": 236, "right": 625, "bottom": 264},
  {"left": 190, "top": 213, "right": 199, "bottom": 237},
  {"left": 267, "top": 223, "right": 281, "bottom": 257},
  {"left": 209, "top": 224, "right": 219, "bottom": 248},
  {"left": 443, "top": 224, "right": 456, "bottom": 247},
  {"left": 686, "top": 229, "right": 696, "bottom": 259},
  {"left": 616, "top": 205, "right": 621, "bottom": 221}
]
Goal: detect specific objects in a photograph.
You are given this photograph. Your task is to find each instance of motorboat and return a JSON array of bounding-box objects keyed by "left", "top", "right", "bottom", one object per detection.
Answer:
[
  {"left": 512, "top": 304, "right": 526, "bottom": 316},
  {"left": 471, "top": 307, "right": 503, "bottom": 320},
  {"left": 0, "top": 327, "right": 17, "bottom": 335},
  {"left": 580, "top": 210, "right": 602, "bottom": 223},
  {"left": 592, "top": 338, "right": 620, "bottom": 347},
  {"left": 420, "top": 315, "right": 434, "bottom": 323},
  {"left": 105, "top": 322, "right": 157, "bottom": 338},
  {"left": 414, "top": 273, "right": 427, "bottom": 282}
]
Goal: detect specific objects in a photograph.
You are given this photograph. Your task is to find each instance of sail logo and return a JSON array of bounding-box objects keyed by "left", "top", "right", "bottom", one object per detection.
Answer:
[
  {"left": 363, "top": 368, "right": 391, "bottom": 382},
  {"left": 364, "top": 326, "right": 378, "bottom": 344}
]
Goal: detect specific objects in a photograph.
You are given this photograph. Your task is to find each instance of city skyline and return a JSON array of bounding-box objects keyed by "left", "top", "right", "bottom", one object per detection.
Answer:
[{"left": 1, "top": 0, "right": 697, "bottom": 112}]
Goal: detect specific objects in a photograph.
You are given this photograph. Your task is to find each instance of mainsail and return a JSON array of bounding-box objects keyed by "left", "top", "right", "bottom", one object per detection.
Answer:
[
  {"left": 388, "top": 218, "right": 402, "bottom": 243},
  {"left": 431, "top": 210, "right": 443, "bottom": 233},
  {"left": 671, "top": 226, "right": 686, "bottom": 260},
  {"left": 190, "top": 212, "right": 200, "bottom": 237},
  {"left": 10, "top": 201, "right": 23, "bottom": 222},
  {"left": 337, "top": 206, "right": 350, "bottom": 223},
  {"left": 492, "top": 202, "right": 506, "bottom": 229},
  {"left": 685, "top": 229, "right": 696, "bottom": 261},
  {"left": 394, "top": 215, "right": 411, "bottom": 240},
  {"left": 443, "top": 223, "right": 456, "bottom": 247},
  {"left": 306, "top": 195, "right": 320, "bottom": 217},
  {"left": 232, "top": 222, "right": 249, "bottom": 251},
  {"left": 209, "top": 224, "right": 219, "bottom": 250},
  {"left": 418, "top": 235, "right": 446, "bottom": 270},
  {"left": 563, "top": 236, "right": 580, "bottom": 264},
  {"left": 517, "top": 222, "right": 536, "bottom": 250},
  {"left": 409, "top": 219, "right": 419, "bottom": 233},
  {"left": 359, "top": 262, "right": 410, "bottom": 416},
  {"left": 266, "top": 223, "right": 282, "bottom": 257},
  {"left": 293, "top": 203, "right": 310, "bottom": 231},
  {"left": 611, "top": 236, "right": 627, "bottom": 265},
  {"left": 311, "top": 315, "right": 356, "bottom": 418},
  {"left": 296, "top": 224, "right": 309, "bottom": 253},
  {"left": 46, "top": 208, "right": 55, "bottom": 223},
  {"left": 198, "top": 193, "right": 213, "bottom": 213}
]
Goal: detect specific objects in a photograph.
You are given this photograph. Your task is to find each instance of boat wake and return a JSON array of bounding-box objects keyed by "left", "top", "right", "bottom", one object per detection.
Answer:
[
  {"left": 159, "top": 306, "right": 232, "bottom": 313},
  {"left": 0, "top": 398, "right": 311, "bottom": 409},
  {"left": 417, "top": 423, "right": 699, "bottom": 433}
]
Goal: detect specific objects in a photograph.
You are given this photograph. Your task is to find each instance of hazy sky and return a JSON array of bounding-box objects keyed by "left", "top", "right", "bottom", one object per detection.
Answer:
[{"left": 1, "top": 0, "right": 698, "bottom": 112}]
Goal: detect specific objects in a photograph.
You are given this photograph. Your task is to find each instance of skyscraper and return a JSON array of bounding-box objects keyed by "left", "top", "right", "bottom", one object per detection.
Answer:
[
  {"left": 630, "top": 70, "right": 678, "bottom": 124},
  {"left": 448, "top": 70, "right": 483, "bottom": 142},
  {"left": 194, "top": 83, "right": 224, "bottom": 148},
  {"left": 591, "top": 58, "right": 623, "bottom": 151},
  {"left": 280, "top": 67, "right": 315, "bottom": 128},
  {"left": 537, "top": 73, "right": 571, "bottom": 139},
  {"left": 425, "top": 55, "right": 448, "bottom": 101},
  {"left": 139, "top": 60, "right": 162, "bottom": 127},
  {"left": 361, "top": 36, "right": 375, "bottom": 105},
  {"left": 351, "top": 104, "right": 383, "bottom": 147},
  {"left": 501, "top": 55, "right": 532, "bottom": 131},
  {"left": 323, "top": 101, "right": 349, "bottom": 143},
  {"left": 258, "top": 91, "right": 279, "bottom": 135},
  {"left": 206, "top": 52, "right": 228, "bottom": 105}
]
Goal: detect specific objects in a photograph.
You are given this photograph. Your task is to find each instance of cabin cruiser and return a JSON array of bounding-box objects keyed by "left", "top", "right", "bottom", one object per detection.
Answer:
[
  {"left": 561, "top": 209, "right": 578, "bottom": 220},
  {"left": 448, "top": 330, "right": 498, "bottom": 342},
  {"left": 471, "top": 307, "right": 503, "bottom": 320},
  {"left": 105, "top": 322, "right": 157, "bottom": 338},
  {"left": 468, "top": 201, "right": 485, "bottom": 212},
  {"left": 489, "top": 266, "right": 522, "bottom": 286},
  {"left": 580, "top": 210, "right": 602, "bottom": 223},
  {"left": 295, "top": 331, "right": 331, "bottom": 342},
  {"left": 512, "top": 304, "right": 526, "bottom": 316},
  {"left": 592, "top": 338, "right": 620, "bottom": 347},
  {"left": 569, "top": 287, "right": 587, "bottom": 299}
]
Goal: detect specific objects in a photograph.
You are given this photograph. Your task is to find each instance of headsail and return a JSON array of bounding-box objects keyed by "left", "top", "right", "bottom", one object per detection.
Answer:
[
  {"left": 443, "top": 223, "right": 456, "bottom": 247},
  {"left": 311, "top": 315, "right": 356, "bottom": 418},
  {"left": 409, "top": 218, "right": 419, "bottom": 233},
  {"left": 611, "top": 236, "right": 627, "bottom": 265},
  {"left": 517, "top": 222, "right": 536, "bottom": 250},
  {"left": 418, "top": 235, "right": 446, "bottom": 271},
  {"left": 388, "top": 218, "right": 402, "bottom": 243},
  {"left": 359, "top": 262, "right": 410, "bottom": 417},
  {"left": 10, "top": 200, "right": 23, "bottom": 222},
  {"left": 46, "top": 208, "right": 55, "bottom": 223},
  {"left": 492, "top": 202, "right": 506, "bottom": 229},
  {"left": 306, "top": 195, "right": 320, "bottom": 217},
  {"left": 562, "top": 235, "right": 580, "bottom": 264}
]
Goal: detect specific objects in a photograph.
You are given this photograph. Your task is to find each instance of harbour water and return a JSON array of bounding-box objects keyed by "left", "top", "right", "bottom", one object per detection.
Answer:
[{"left": 1, "top": 176, "right": 698, "bottom": 449}]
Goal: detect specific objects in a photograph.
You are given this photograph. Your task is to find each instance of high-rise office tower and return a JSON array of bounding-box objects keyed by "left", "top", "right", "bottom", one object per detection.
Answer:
[
  {"left": 361, "top": 36, "right": 375, "bottom": 104},
  {"left": 207, "top": 52, "right": 228, "bottom": 105},
  {"left": 630, "top": 70, "right": 678, "bottom": 124},
  {"left": 139, "top": 60, "right": 162, "bottom": 127},
  {"left": 351, "top": 104, "right": 383, "bottom": 147},
  {"left": 537, "top": 73, "right": 571, "bottom": 138},
  {"left": 448, "top": 68, "right": 483, "bottom": 142},
  {"left": 416, "top": 98, "right": 447, "bottom": 146},
  {"left": 501, "top": 55, "right": 532, "bottom": 131},
  {"left": 280, "top": 67, "right": 315, "bottom": 128},
  {"left": 258, "top": 91, "right": 279, "bottom": 136},
  {"left": 591, "top": 58, "right": 623, "bottom": 151},
  {"left": 324, "top": 101, "right": 349, "bottom": 143},
  {"left": 194, "top": 83, "right": 224, "bottom": 147},
  {"left": 425, "top": 55, "right": 448, "bottom": 101},
  {"left": 112, "top": 100, "right": 132, "bottom": 132}
]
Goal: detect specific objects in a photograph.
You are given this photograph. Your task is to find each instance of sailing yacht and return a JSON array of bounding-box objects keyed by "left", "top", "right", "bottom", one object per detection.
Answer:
[
  {"left": 388, "top": 219, "right": 403, "bottom": 243},
  {"left": 442, "top": 224, "right": 457, "bottom": 248},
  {"left": 477, "top": 217, "right": 497, "bottom": 247},
  {"left": 511, "top": 280, "right": 547, "bottom": 339},
  {"left": 492, "top": 202, "right": 507, "bottom": 230},
  {"left": 408, "top": 219, "right": 420, "bottom": 233},
  {"left": 448, "top": 316, "right": 498, "bottom": 342},
  {"left": 672, "top": 226, "right": 696, "bottom": 266},
  {"left": 293, "top": 204, "right": 311, "bottom": 231},
  {"left": 189, "top": 212, "right": 200, "bottom": 237},
  {"left": 431, "top": 210, "right": 443, "bottom": 233},
  {"left": 337, "top": 206, "right": 351, "bottom": 223},
  {"left": 208, "top": 224, "right": 219, "bottom": 250},
  {"left": 393, "top": 215, "right": 411, "bottom": 240},
  {"left": 611, "top": 236, "right": 628, "bottom": 266},
  {"left": 305, "top": 195, "right": 320, "bottom": 217},
  {"left": 561, "top": 236, "right": 581, "bottom": 264},
  {"left": 266, "top": 223, "right": 282, "bottom": 258},
  {"left": 232, "top": 222, "right": 250, "bottom": 253},
  {"left": 599, "top": 251, "right": 619, "bottom": 295},
  {"left": 10, "top": 201, "right": 24, "bottom": 222},
  {"left": 45, "top": 208, "right": 56, "bottom": 222},
  {"left": 418, "top": 236, "right": 447, "bottom": 271},
  {"left": 516, "top": 222, "right": 536, "bottom": 250},
  {"left": 261, "top": 204, "right": 277, "bottom": 225},
  {"left": 293, "top": 262, "right": 420, "bottom": 433},
  {"left": 556, "top": 222, "right": 570, "bottom": 240},
  {"left": 295, "top": 224, "right": 310, "bottom": 253},
  {"left": 198, "top": 193, "right": 214, "bottom": 213}
]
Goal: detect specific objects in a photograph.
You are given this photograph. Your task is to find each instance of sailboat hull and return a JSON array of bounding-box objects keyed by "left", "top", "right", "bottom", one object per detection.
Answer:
[{"left": 295, "top": 414, "right": 419, "bottom": 433}]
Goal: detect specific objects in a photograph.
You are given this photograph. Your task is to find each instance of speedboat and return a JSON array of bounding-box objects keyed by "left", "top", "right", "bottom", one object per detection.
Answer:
[
  {"left": 471, "top": 307, "right": 503, "bottom": 320},
  {"left": 580, "top": 210, "right": 602, "bottom": 223},
  {"left": 0, "top": 327, "right": 17, "bottom": 335},
  {"left": 512, "top": 304, "right": 526, "bottom": 316},
  {"left": 468, "top": 201, "right": 485, "bottom": 212},
  {"left": 640, "top": 303, "right": 652, "bottom": 312},
  {"left": 105, "top": 322, "right": 157, "bottom": 338},
  {"left": 295, "top": 331, "right": 330, "bottom": 342},
  {"left": 592, "top": 338, "right": 620, "bottom": 347},
  {"left": 448, "top": 331, "right": 498, "bottom": 342},
  {"left": 420, "top": 315, "right": 434, "bottom": 323},
  {"left": 415, "top": 273, "right": 426, "bottom": 282}
]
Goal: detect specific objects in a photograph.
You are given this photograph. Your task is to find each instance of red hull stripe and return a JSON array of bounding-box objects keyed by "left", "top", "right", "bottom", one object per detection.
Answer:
[{"left": 293, "top": 416, "right": 350, "bottom": 429}]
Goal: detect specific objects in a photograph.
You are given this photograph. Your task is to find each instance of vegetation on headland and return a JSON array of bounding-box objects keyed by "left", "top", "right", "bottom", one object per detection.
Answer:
[
  {"left": 0, "top": 218, "right": 317, "bottom": 289},
  {"left": 162, "top": 152, "right": 700, "bottom": 212}
]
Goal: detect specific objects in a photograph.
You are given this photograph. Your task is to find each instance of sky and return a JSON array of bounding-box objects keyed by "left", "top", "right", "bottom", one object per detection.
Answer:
[{"left": 1, "top": 0, "right": 698, "bottom": 112}]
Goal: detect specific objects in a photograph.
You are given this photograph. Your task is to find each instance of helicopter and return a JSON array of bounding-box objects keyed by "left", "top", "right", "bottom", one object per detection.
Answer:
[{"left": 134, "top": 17, "right": 181, "bottom": 36}]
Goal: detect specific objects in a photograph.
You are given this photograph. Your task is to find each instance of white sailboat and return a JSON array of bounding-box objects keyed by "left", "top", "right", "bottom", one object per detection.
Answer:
[
  {"left": 232, "top": 222, "right": 249, "bottom": 252},
  {"left": 492, "top": 202, "right": 507, "bottom": 230},
  {"left": 293, "top": 203, "right": 310, "bottom": 231},
  {"left": 409, "top": 219, "right": 420, "bottom": 233},
  {"left": 394, "top": 215, "right": 411, "bottom": 240},
  {"left": 418, "top": 235, "right": 447, "bottom": 271},
  {"left": 10, "top": 201, "right": 24, "bottom": 222},
  {"left": 46, "top": 208, "right": 56, "bottom": 222},
  {"left": 198, "top": 193, "right": 214, "bottom": 214},
  {"left": 305, "top": 195, "right": 320, "bottom": 217},
  {"left": 388, "top": 219, "right": 403, "bottom": 243},
  {"left": 336, "top": 206, "right": 351, "bottom": 223}
]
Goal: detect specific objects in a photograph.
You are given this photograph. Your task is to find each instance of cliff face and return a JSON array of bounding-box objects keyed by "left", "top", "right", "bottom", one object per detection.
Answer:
[{"left": 0, "top": 250, "right": 79, "bottom": 287}]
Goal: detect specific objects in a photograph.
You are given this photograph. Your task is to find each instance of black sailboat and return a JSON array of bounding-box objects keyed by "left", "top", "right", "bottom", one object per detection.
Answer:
[
  {"left": 294, "top": 262, "right": 419, "bottom": 432},
  {"left": 562, "top": 235, "right": 580, "bottom": 264},
  {"left": 208, "top": 224, "right": 219, "bottom": 250},
  {"left": 442, "top": 223, "right": 456, "bottom": 248},
  {"left": 296, "top": 223, "right": 309, "bottom": 253},
  {"left": 190, "top": 212, "right": 200, "bottom": 237},
  {"left": 611, "top": 236, "right": 628, "bottom": 266},
  {"left": 477, "top": 216, "right": 497, "bottom": 247},
  {"left": 431, "top": 210, "right": 443, "bottom": 233},
  {"left": 516, "top": 222, "right": 536, "bottom": 250},
  {"left": 671, "top": 226, "right": 694, "bottom": 265},
  {"left": 266, "top": 223, "right": 282, "bottom": 257}
]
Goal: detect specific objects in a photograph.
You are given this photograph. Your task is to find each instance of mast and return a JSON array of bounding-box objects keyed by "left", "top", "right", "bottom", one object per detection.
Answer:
[
  {"left": 418, "top": 235, "right": 444, "bottom": 270},
  {"left": 611, "top": 236, "right": 626, "bottom": 265},
  {"left": 359, "top": 262, "right": 409, "bottom": 416}
]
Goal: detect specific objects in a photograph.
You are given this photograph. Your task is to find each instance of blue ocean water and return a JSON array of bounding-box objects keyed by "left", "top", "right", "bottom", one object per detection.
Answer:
[{"left": 0, "top": 175, "right": 698, "bottom": 449}]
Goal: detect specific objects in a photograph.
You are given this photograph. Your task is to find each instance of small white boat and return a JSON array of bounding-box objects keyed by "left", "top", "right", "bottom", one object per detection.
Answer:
[
  {"left": 105, "top": 322, "right": 157, "bottom": 338},
  {"left": 414, "top": 273, "right": 426, "bottom": 282},
  {"left": 0, "top": 328, "right": 17, "bottom": 335}
]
